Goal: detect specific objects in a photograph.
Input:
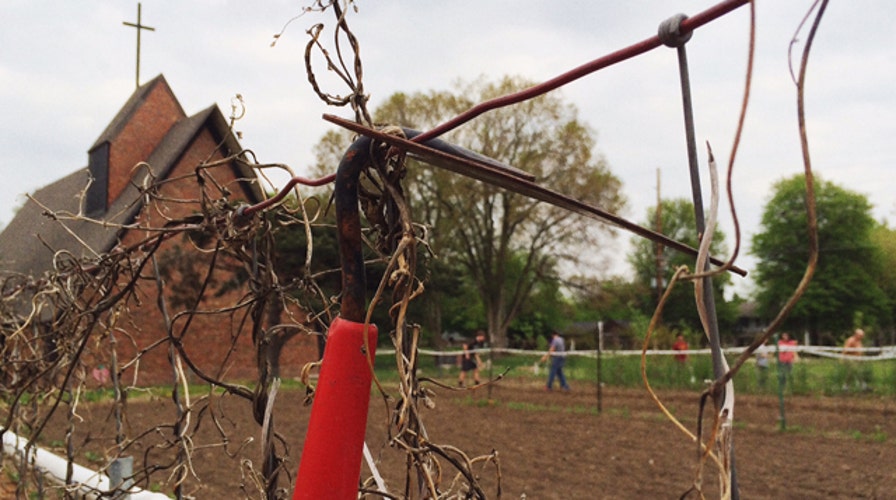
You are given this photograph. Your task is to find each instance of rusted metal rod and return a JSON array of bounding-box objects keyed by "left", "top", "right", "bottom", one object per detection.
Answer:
[
  {"left": 293, "top": 136, "right": 379, "bottom": 499},
  {"left": 332, "top": 136, "right": 374, "bottom": 322},
  {"left": 324, "top": 114, "right": 747, "bottom": 277},
  {"left": 411, "top": 0, "right": 749, "bottom": 143},
  {"left": 237, "top": 173, "right": 336, "bottom": 218}
]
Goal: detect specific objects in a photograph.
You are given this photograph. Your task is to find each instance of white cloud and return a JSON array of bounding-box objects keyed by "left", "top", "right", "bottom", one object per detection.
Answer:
[{"left": 1, "top": 0, "right": 893, "bottom": 295}]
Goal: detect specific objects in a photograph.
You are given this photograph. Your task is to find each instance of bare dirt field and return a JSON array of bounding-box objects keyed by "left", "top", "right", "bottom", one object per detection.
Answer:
[{"left": 24, "top": 378, "right": 896, "bottom": 499}]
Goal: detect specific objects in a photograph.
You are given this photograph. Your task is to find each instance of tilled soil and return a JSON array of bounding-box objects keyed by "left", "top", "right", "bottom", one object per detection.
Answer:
[{"left": 24, "top": 378, "right": 896, "bottom": 499}]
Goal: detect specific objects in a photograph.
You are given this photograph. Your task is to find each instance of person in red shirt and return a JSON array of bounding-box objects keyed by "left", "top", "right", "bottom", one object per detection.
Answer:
[
  {"left": 777, "top": 332, "right": 798, "bottom": 387},
  {"left": 672, "top": 334, "right": 688, "bottom": 363}
]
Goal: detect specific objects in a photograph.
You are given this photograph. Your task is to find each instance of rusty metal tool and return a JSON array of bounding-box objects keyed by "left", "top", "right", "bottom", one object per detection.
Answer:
[{"left": 323, "top": 114, "right": 746, "bottom": 277}]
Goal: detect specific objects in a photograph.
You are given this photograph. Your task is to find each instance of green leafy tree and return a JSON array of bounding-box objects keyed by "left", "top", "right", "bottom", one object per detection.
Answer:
[
  {"left": 871, "top": 223, "right": 896, "bottom": 344},
  {"left": 568, "top": 275, "right": 648, "bottom": 324},
  {"left": 553, "top": 275, "right": 649, "bottom": 350},
  {"left": 312, "top": 76, "right": 625, "bottom": 347},
  {"left": 628, "top": 198, "right": 736, "bottom": 342},
  {"left": 506, "top": 252, "right": 570, "bottom": 347},
  {"left": 270, "top": 206, "right": 400, "bottom": 348},
  {"left": 751, "top": 174, "right": 888, "bottom": 344}
]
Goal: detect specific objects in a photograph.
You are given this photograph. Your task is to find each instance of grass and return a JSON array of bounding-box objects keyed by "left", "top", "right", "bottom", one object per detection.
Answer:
[
  {"left": 779, "top": 425, "right": 889, "bottom": 444},
  {"left": 13, "top": 349, "right": 886, "bottom": 409},
  {"left": 371, "top": 350, "right": 896, "bottom": 398},
  {"left": 479, "top": 398, "right": 601, "bottom": 416},
  {"left": 504, "top": 401, "right": 552, "bottom": 412},
  {"left": 848, "top": 427, "right": 888, "bottom": 443}
]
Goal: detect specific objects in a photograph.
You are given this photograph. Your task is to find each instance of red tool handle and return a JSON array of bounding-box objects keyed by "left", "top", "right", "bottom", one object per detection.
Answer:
[{"left": 293, "top": 317, "right": 377, "bottom": 499}]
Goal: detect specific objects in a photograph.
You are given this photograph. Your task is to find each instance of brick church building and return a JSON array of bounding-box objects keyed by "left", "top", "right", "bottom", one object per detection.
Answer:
[{"left": 0, "top": 75, "right": 317, "bottom": 386}]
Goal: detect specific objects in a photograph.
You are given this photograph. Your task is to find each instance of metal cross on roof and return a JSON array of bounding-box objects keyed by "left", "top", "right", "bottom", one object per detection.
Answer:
[{"left": 122, "top": 3, "right": 155, "bottom": 89}]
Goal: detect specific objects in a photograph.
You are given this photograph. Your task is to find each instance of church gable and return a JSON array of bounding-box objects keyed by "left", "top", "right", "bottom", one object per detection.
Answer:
[
  {"left": 0, "top": 74, "right": 306, "bottom": 387},
  {"left": 86, "top": 75, "right": 186, "bottom": 213},
  {"left": 0, "top": 74, "right": 259, "bottom": 282}
]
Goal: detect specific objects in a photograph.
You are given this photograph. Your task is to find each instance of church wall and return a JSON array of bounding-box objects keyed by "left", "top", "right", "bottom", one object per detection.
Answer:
[
  {"left": 107, "top": 80, "right": 184, "bottom": 207},
  {"left": 107, "top": 126, "right": 319, "bottom": 387}
]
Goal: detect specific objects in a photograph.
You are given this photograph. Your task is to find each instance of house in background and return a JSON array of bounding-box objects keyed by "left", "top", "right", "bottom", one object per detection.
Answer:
[
  {"left": 563, "top": 319, "right": 634, "bottom": 351},
  {"left": 734, "top": 301, "right": 767, "bottom": 346},
  {"left": 0, "top": 74, "right": 317, "bottom": 386}
]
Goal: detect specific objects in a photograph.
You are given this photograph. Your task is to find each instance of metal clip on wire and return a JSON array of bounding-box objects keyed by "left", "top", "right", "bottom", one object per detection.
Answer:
[{"left": 658, "top": 13, "right": 693, "bottom": 48}]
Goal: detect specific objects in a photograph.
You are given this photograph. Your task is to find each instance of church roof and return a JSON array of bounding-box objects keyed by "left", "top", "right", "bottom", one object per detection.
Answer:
[
  {"left": 0, "top": 74, "right": 261, "bottom": 280},
  {"left": 90, "top": 75, "right": 185, "bottom": 153}
]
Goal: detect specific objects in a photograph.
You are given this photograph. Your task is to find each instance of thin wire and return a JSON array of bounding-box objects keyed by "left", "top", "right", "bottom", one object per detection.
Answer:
[
  {"left": 238, "top": 173, "right": 336, "bottom": 217},
  {"left": 411, "top": 0, "right": 750, "bottom": 144},
  {"left": 244, "top": 0, "right": 749, "bottom": 219}
]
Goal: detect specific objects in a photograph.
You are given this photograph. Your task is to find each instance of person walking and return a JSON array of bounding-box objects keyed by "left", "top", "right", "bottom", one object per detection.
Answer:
[
  {"left": 777, "top": 332, "right": 798, "bottom": 390},
  {"left": 755, "top": 340, "right": 771, "bottom": 389},
  {"left": 843, "top": 328, "right": 868, "bottom": 391},
  {"left": 458, "top": 330, "right": 486, "bottom": 387},
  {"left": 672, "top": 334, "right": 688, "bottom": 363},
  {"left": 844, "top": 328, "right": 865, "bottom": 355},
  {"left": 671, "top": 333, "right": 693, "bottom": 385},
  {"left": 540, "top": 331, "right": 570, "bottom": 391}
]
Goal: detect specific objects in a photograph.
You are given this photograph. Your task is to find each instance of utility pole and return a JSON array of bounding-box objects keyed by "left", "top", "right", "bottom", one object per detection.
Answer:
[
  {"left": 654, "top": 168, "right": 664, "bottom": 304},
  {"left": 123, "top": 3, "right": 155, "bottom": 88}
]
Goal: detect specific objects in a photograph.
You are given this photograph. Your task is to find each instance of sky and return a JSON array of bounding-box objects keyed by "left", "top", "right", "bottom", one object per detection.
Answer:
[{"left": 1, "top": 1, "right": 894, "bottom": 298}]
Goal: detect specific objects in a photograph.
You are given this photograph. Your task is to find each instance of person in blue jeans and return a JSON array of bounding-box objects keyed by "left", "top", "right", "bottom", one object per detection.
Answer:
[{"left": 540, "top": 331, "right": 570, "bottom": 391}]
